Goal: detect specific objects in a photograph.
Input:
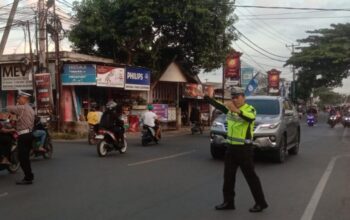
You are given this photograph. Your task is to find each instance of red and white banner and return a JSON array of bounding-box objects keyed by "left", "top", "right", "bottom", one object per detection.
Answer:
[
  {"left": 96, "top": 65, "right": 125, "bottom": 88},
  {"left": 35, "top": 73, "right": 54, "bottom": 116}
]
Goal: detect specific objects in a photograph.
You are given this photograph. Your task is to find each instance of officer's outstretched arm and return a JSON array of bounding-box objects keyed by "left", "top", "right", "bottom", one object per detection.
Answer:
[
  {"left": 204, "top": 96, "right": 228, "bottom": 114},
  {"left": 238, "top": 106, "right": 256, "bottom": 123}
]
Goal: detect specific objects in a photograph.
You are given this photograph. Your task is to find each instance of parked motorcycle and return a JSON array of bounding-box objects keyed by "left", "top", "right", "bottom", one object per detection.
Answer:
[
  {"left": 30, "top": 117, "right": 53, "bottom": 159},
  {"left": 96, "top": 128, "right": 127, "bottom": 157},
  {"left": 191, "top": 121, "right": 203, "bottom": 134},
  {"left": 306, "top": 114, "right": 315, "bottom": 127},
  {"left": 141, "top": 125, "right": 161, "bottom": 146},
  {"left": 0, "top": 119, "right": 20, "bottom": 173},
  {"left": 88, "top": 124, "right": 99, "bottom": 145}
]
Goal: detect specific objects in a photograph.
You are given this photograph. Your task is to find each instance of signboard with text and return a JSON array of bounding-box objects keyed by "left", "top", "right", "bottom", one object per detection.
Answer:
[
  {"left": 96, "top": 65, "right": 125, "bottom": 88},
  {"left": 62, "top": 64, "right": 96, "bottom": 85},
  {"left": 124, "top": 67, "right": 151, "bottom": 91},
  {"left": 35, "top": 73, "right": 54, "bottom": 116},
  {"left": 153, "top": 104, "right": 168, "bottom": 122},
  {"left": 1, "top": 64, "right": 33, "bottom": 90}
]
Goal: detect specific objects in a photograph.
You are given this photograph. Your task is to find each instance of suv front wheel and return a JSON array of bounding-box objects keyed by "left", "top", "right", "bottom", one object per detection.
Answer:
[{"left": 274, "top": 135, "right": 287, "bottom": 163}]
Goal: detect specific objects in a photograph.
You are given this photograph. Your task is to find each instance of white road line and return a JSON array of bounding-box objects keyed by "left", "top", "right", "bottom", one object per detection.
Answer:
[
  {"left": 301, "top": 154, "right": 350, "bottom": 220},
  {"left": 0, "top": 192, "right": 8, "bottom": 198},
  {"left": 128, "top": 150, "right": 196, "bottom": 166}
]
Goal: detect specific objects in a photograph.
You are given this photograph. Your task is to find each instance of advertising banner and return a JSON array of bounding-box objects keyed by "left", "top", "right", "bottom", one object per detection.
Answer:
[
  {"left": 267, "top": 69, "right": 281, "bottom": 89},
  {"left": 153, "top": 104, "right": 168, "bottom": 122},
  {"left": 35, "top": 73, "right": 54, "bottom": 116},
  {"left": 1, "top": 64, "right": 33, "bottom": 90},
  {"left": 183, "top": 83, "right": 204, "bottom": 99},
  {"left": 224, "top": 51, "right": 242, "bottom": 80},
  {"left": 241, "top": 67, "right": 254, "bottom": 89},
  {"left": 125, "top": 67, "right": 151, "bottom": 91},
  {"left": 203, "top": 85, "right": 214, "bottom": 98},
  {"left": 96, "top": 65, "right": 125, "bottom": 88},
  {"left": 62, "top": 64, "right": 96, "bottom": 85}
]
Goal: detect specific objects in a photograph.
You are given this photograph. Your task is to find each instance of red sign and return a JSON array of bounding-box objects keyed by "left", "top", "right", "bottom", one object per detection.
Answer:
[
  {"left": 267, "top": 69, "right": 281, "bottom": 89},
  {"left": 225, "top": 51, "right": 242, "bottom": 80},
  {"left": 35, "top": 73, "right": 54, "bottom": 116}
]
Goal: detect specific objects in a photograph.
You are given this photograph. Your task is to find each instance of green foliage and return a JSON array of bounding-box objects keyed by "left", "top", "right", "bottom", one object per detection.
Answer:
[
  {"left": 69, "top": 0, "right": 236, "bottom": 78},
  {"left": 286, "top": 23, "right": 350, "bottom": 100},
  {"left": 313, "top": 87, "right": 345, "bottom": 106}
]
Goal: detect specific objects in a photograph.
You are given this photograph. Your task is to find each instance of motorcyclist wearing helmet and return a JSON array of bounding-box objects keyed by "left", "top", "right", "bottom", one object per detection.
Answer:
[
  {"left": 142, "top": 104, "right": 161, "bottom": 140},
  {"left": 100, "top": 100, "right": 125, "bottom": 146}
]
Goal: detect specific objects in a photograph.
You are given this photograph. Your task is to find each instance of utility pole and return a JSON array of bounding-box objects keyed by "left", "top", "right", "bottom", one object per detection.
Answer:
[
  {"left": 286, "top": 43, "right": 299, "bottom": 103},
  {"left": 53, "top": 0, "right": 61, "bottom": 131},
  {"left": 0, "top": 0, "right": 20, "bottom": 55},
  {"left": 38, "top": 0, "right": 47, "bottom": 71},
  {"left": 27, "top": 20, "right": 37, "bottom": 112}
]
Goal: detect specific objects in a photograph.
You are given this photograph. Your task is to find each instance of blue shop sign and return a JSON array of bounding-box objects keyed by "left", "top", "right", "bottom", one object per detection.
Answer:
[
  {"left": 62, "top": 64, "right": 96, "bottom": 85},
  {"left": 125, "top": 67, "right": 151, "bottom": 91}
]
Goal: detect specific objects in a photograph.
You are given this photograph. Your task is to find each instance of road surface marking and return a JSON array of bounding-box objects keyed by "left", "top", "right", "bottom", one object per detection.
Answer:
[
  {"left": 128, "top": 150, "right": 196, "bottom": 166},
  {"left": 0, "top": 192, "right": 8, "bottom": 198},
  {"left": 301, "top": 154, "right": 350, "bottom": 220}
]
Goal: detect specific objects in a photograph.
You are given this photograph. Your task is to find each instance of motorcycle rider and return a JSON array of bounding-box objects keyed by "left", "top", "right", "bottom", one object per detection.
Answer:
[
  {"left": 99, "top": 100, "right": 125, "bottom": 145},
  {"left": 32, "top": 116, "right": 47, "bottom": 152},
  {"left": 142, "top": 104, "right": 161, "bottom": 140}
]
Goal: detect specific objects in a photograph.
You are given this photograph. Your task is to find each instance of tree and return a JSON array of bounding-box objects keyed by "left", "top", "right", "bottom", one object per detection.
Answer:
[
  {"left": 285, "top": 23, "right": 350, "bottom": 100},
  {"left": 69, "top": 0, "right": 236, "bottom": 78},
  {"left": 313, "top": 87, "right": 345, "bottom": 107}
]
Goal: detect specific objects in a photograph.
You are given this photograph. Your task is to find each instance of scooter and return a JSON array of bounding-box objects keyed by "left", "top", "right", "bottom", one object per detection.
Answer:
[
  {"left": 30, "top": 117, "right": 53, "bottom": 159},
  {"left": 306, "top": 114, "right": 315, "bottom": 127},
  {"left": 342, "top": 115, "right": 350, "bottom": 128},
  {"left": 141, "top": 125, "right": 161, "bottom": 146},
  {"left": 96, "top": 127, "right": 127, "bottom": 157},
  {"left": 327, "top": 115, "right": 338, "bottom": 128},
  {"left": 0, "top": 119, "right": 20, "bottom": 173}
]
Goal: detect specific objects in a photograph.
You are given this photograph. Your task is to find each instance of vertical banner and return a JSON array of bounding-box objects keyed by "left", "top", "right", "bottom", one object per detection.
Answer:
[
  {"left": 267, "top": 69, "right": 281, "bottom": 94},
  {"left": 224, "top": 50, "right": 242, "bottom": 81},
  {"left": 35, "top": 73, "right": 54, "bottom": 116}
]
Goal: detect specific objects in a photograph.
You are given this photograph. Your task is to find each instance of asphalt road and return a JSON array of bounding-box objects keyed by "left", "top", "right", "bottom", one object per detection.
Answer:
[{"left": 0, "top": 115, "right": 350, "bottom": 220}]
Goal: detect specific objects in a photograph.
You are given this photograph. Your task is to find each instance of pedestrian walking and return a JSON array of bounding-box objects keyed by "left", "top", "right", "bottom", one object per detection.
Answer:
[
  {"left": 7, "top": 90, "right": 35, "bottom": 185},
  {"left": 204, "top": 87, "right": 268, "bottom": 212}
]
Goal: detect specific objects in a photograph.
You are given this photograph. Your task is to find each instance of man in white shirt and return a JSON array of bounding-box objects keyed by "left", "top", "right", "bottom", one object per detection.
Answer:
[{"left": 142, "top": 104, "right": 160, "bottom": 140}]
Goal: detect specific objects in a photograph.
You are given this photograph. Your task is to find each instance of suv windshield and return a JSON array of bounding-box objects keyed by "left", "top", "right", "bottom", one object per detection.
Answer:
[{"left": 246, "top": 99, "right": 280, "bottom": 115}]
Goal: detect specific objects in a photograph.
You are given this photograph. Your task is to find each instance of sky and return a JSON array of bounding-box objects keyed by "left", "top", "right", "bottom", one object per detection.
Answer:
[{"left": 1, "top": 0, "right": 350, "bottom": 94}]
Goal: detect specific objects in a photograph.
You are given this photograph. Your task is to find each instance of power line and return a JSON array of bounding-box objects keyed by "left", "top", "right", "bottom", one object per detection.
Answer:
[
  {"left": 240, "top": 16, "right": 350, "bottom": 20},
  {"left": 235, "top": 28, "right": 290, "bottom": 59},
  {"left": 238, "top": 10, "right": 332, "bottom": 17},
  {"left": 237, "top": 37, "right": 287, "bottom": 63},
  {"left": 234, "top": 42, "right": 267, "bottom": 72}
]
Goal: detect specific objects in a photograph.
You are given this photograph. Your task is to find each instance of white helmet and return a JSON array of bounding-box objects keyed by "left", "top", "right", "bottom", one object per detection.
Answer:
[{"left": 106, "top": 101, "right": 117, "bottom": 110}]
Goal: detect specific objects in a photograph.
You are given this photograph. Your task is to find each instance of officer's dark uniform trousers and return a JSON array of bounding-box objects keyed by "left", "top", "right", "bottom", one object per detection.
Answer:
[
  {"left": 223, "top": 144, "right": 267, "bottom": 206},
  {"left": 18, "top": 133, "right": 34, "bottom": 181}
]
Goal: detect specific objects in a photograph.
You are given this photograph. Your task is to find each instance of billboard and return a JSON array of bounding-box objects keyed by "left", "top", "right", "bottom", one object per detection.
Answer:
[
  {"left": 124, "top": 67, "right": 151, "bottom": 91},
  {"left": 153, "top": 104, "right": 168, "bottom": 122},
  {"left": 183, "top": 83, "right": 204, "bottom": 99},
  {"left": 241, "top": 67, "right": 254, "bottom": 89},
  {"left": 96, "top": 65, "right": 125, "bottom": 88},
  {"left": 1, "top": 64, "right": 33, "bottom": 90},
  {"left": 62, "top": 64, "right": 96, "bottom": 85},
  {"left": 35, "top": 73, "right": 54, "bottom": 116},
  {"left": 267, "top": 69, "right": 281, "bottom": 94}
]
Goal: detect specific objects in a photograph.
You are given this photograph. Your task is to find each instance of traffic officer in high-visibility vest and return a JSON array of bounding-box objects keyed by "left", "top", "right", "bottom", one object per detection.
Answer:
[{"left": 205, "top": 86, "right": 268, "bottom": 213}]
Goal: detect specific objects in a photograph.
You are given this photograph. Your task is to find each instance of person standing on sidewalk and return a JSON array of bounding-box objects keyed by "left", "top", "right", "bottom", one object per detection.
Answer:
[
  {"left": 7, "top": 91, "right": 35, "bottom": 185},
  {"left": 204, "top": 87, "right": 268, "bottom": 212}
]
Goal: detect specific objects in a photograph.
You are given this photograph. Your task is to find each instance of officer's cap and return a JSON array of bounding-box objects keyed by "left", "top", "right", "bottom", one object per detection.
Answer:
[
  {"left": 18, "top": 90, "right": 32, "bottom": 98},
  {"left": 230, "top": 87, "right": 245, "bottom": 97}
]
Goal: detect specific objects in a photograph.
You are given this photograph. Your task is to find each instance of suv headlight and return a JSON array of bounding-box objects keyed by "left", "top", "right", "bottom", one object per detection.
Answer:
[
  {"left": 211, "top": 121, "right": 225, "bottom": 130},
  {"left": 259, "top": 122, "right": 280, "bottom": 129}
]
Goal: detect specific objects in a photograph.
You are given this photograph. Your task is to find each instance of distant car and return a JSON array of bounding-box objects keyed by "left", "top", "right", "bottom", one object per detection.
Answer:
[{"left": 210, "top": 96, "right": 301, "bottom": 163}]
